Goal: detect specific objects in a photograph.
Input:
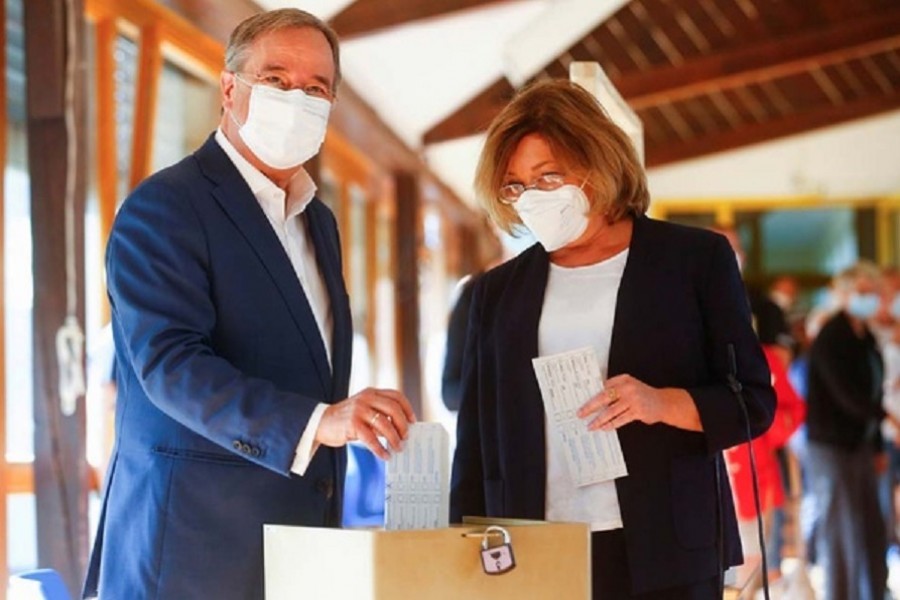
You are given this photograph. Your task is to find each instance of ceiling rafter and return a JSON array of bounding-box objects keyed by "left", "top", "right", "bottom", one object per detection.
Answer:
[
  {"left": 646, "top": 90, "right": 900, "bottom": 166},
  {"left": 423, "top": 4, "right": 900, "bottom": 157},
  {"left": 423, "top": 78, "right": 515, "bottom": 145},
  {"left": 618, "top": 7, "right": 900, "bottom": 109},
  {"left": 329, "top": 0, "right": 513, "bottom": 38}
]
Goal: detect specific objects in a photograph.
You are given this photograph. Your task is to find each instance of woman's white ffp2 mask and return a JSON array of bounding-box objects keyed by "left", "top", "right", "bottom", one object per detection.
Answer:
[{"left": 513, "top": 185, "right": 590, "bottom": 252}]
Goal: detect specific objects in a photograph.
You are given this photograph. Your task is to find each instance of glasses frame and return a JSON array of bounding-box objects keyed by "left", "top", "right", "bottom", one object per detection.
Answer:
[
  {"left": 498, "top": 172, "right": 570, "bottom": 205},
  {"left": 232, "top": 71, "right": 334, "bottom": 103}
]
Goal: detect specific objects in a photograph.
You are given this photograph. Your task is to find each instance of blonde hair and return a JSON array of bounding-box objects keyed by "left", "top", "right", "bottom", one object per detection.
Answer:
[
  {"left": 225, "top": 9, "right": 341, "bottom": 91},
  {"left": 474, "top": 79, "right": 649, "bottom": 234},
  {"left": 833, "top": 260, "right": 881, "bottom": 291}
]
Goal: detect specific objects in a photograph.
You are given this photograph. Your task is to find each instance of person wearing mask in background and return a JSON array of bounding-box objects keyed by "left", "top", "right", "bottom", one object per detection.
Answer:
[
  {"left": 84, "top": 10, "right": 415, "bottom": 599},
  {"left": 756, "top": 275, "right": 800, "bottom": 367},
  {"left": 724, "top": 344, "right": 805, "bottom": 597},
  {"left": 450, "top": 79, "right": 775, "bottom": 599},
  {"left": 805, "top": 261, "right": 897, "bottom": 600},
  {"left": 876, "top": 267, "right": 900, "bottom": 566},
  {"left": 709, "top": 227, "right": 805, "bottom": 594}
]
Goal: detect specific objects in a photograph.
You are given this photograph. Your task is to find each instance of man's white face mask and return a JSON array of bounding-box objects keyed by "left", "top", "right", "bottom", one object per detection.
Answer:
[
  {"left": 231, "top": 77, "right": 331, "bottom": 170},
  {"left": 513, "top": 184, "right": 590, "bottom": 252}
]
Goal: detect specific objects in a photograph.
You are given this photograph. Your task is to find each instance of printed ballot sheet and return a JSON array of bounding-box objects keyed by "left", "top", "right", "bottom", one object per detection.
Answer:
[
  {"left": 385, "top": 422, "right": 450, "bottom": 530},
  {"left": 532, "top": 347, "right": 628, "bottom": 487}
]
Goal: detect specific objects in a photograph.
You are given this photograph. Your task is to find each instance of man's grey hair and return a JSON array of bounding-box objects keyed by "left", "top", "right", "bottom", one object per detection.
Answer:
[{"left": 225, "top": 8, "right": 341, "bottom": 91}]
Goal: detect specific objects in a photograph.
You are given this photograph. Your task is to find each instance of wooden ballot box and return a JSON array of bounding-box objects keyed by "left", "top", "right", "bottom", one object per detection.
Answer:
[{"left": 264, "top": 518, "right": 590, "bottom": 599}]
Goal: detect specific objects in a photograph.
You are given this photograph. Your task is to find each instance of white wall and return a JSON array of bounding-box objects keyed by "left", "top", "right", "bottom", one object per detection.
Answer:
[{"left": 647, "top": 109, "right": 900, "bottom": 200}]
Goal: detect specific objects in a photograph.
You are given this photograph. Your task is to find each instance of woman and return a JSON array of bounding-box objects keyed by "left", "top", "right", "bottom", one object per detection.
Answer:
[{"left": 449, "top": 79, "right": 775, "bottom": 598}]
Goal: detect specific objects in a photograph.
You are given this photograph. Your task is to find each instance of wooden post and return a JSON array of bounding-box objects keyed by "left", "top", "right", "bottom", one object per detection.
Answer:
[
  {"left": 128, "top": 23, "right": 162, "bottom": 190},
  {"left": 23, "top": 0, "right": 89, "bottom": 593},
  {"left": 394, "top": 172, "right": 423, "bottom": 416},
  {"left": 94, "top": 17, "right": 117, "bottom": 322}
]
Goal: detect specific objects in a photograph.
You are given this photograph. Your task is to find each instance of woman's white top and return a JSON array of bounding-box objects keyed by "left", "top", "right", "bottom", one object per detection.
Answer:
[{"left": 539, "top": 249, "right": 629, "bottom": 531}]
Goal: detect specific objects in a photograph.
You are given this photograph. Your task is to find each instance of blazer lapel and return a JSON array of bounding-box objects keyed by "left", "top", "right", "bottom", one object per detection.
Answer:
[
  {"left": 195, "top": 137, "right": 332, "bottom": 395},
  {"left": 607, "top": 216, "right": 646, "bottom": 379},
  {"left": 306, "top": 200, "right": 353, "bottom": 401},
  {"left": 499, "top": 246, "right": 550, "bottom": 516}
]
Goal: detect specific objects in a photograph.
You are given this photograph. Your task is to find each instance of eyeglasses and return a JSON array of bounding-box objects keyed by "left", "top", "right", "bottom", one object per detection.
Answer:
[
  {"left": 233, "top": 72, "right": 334, "bottom": 102},
  {"left": 499, "top": 173, "right": 568, "bottom": 204}
]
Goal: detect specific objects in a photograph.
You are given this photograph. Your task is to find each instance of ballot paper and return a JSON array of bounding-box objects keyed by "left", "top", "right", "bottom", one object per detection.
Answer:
[
  {"left": 532, "top": 347, "right": 628, "bottom": 487},
  {"left": 384, "top": 422, "right": 450, "bottom": 530}
]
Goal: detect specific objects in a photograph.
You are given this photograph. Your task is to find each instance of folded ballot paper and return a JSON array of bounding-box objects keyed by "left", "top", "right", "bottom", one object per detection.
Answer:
[
  {"left": 384, "top": 422, "right": 450, "bottom": 530},
  {"left": 532, "top": 347, "right": 628, "bottom": 486}
]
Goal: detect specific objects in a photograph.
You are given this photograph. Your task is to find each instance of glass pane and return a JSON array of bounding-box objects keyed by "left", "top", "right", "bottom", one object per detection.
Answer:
[
  {"left": 5, "top": 0, "right": 33, "bottom": 462},
  {"left": 7, "top": 493, "right": 36, "bottom": 574},
  {"left": 374, "top": 200, "right": 397, "bottom": 389},
  {"left": 152, "top": 61, "right": 219, "bottom": 172},
  {"left": 761, "top": 208, "right": 858, "bottom": 274},
  {"left": 114, "top": 35, "right": 137, "bottom": 200}
]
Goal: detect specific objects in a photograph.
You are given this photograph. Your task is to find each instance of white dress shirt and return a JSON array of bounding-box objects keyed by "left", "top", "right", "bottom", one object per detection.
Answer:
[
  {"left": 215, "top": 129, "right": 330, "bottom": 476},
  {"left": 539, "top": 249, "right": 628, "bottom": 531}
]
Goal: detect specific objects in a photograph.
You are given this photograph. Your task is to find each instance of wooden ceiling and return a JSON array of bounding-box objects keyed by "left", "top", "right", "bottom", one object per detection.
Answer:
[{"left": 331, "top": 0, "right": 900, "bottom": 167}]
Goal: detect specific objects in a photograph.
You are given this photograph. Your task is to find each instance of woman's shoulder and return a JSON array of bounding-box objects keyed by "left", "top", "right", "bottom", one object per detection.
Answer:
[
  {"left": 634, "top": 216, "right": 727, "bottom": 257},
  {"left": 638, "top": 216, "right": 722, "bottom": 243}
]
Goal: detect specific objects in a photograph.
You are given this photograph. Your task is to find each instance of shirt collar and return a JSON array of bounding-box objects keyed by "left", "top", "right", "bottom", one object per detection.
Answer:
[{"left": 215, "top": 128, "right": 316, "bottom": 220}]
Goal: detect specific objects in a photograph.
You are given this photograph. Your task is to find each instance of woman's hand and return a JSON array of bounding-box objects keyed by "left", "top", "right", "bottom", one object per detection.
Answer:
[{"left": 577, "top": 374, "right": 702, "bottom": 432}]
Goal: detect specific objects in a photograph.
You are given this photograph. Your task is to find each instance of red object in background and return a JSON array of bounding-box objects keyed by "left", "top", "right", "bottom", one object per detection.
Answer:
[{"left": 725, "top": 345, "right": 806, "bottom": 520}]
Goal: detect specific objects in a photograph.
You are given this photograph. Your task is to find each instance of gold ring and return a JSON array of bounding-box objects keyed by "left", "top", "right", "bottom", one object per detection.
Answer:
[
  {"left": 608, "top": 388, "right": 618, "bottom": 402},
  {"left": 370, "top": 412, "right": 382, "bottom": 426}
]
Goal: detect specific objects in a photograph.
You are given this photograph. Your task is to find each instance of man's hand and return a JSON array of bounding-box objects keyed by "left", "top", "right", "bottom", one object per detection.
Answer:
[{"left": 315, "top": 388, "right": 417, "bottom": 459}]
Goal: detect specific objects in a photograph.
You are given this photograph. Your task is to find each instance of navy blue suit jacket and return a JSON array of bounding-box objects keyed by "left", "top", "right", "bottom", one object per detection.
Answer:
[
  {"left": 84, "top": 135, "right": 352, "bottom": 599},
  {"left": 450, "top": 217, "right": 775, "bottom": 594}
]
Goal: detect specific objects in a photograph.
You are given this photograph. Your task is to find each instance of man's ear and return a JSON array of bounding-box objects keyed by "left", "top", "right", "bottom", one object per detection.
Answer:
[{"left": 220, "top": 71, "right": 236, "bottom": 111}]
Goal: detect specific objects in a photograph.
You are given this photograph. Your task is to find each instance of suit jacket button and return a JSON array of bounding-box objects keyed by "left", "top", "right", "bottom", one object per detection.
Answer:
[
  {"left": 316, "top": 478, "right": 334, "bottom": 500},
  {"left": 232, "top": 440, "right": 242, "bottom": 451},
  {"left": 241, "top": 443, "right": 252, "bottom": 454},
  {"left": 250, "top": 447, "right": 261, "bottom": 457}
]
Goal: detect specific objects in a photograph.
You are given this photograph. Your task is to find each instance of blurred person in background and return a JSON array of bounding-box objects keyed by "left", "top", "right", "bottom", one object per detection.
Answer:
[
  {"left": 876, "top": 266, "right": 900, "bottom": 564},
  {"left": 805, "top": 261, "right": 897, "bottom": 600},
  {"left": 450, "top": 79, "right": 775, "bottom": 599}
]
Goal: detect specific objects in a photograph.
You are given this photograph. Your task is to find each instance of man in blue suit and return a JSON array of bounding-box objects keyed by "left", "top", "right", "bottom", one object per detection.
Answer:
[{"left": 83, "top": 9, "right": 415, "bottom": 599}]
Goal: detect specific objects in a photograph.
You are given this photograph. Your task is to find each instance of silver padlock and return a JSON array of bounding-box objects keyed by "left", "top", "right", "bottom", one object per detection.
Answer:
[{"left": 480, "top": 525, "right": 516, "bottom": 575}]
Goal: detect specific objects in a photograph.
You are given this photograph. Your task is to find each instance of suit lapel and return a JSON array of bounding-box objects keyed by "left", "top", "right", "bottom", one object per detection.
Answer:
[
  {"left": 306, "top": 201, "right": 353, "bottom": 401},
  {"left": 195, "top": 137, "right": 332, "bottom": 395}
]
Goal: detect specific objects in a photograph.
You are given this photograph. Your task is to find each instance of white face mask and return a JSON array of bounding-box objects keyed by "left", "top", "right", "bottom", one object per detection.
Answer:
[
  {"left": 513, "top": 184, "right": 590, "bottom": 252},
  {"left": 231, "top": 81, "right": 331, "bottom": 170}
]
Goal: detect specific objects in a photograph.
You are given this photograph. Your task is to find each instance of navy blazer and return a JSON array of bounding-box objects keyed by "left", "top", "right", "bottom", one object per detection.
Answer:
[
  {"left": 84, "top": 135, "right": 352, "bottom": 599},
  {"left": 806, "top": 310, "right": 885, "bottom": 450},
  {"left": 450, "top": 216, "right": 775, "bottom": 594}
]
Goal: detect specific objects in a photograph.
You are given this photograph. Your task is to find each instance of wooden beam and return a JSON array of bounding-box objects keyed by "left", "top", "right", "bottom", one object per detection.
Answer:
[
  {"left": 422, "top": 8, "right": 900, "bottom": 145},
  {"left": 330, "top": 0, "right": 511, "bottom": 38},
  {"left": 8, "top": 463, "right": 34, "bottom": 495},
  {"left": 330, "top": 84, "right": 480, "bottom": 226},
  {"left": 128, "top": 23, "right": 163, "bottom": 190},
  {"left": 423, "top": 77, "right": 515, "bottom": 145},
  {"left": 646, "top": 91, "right": 900, "bottom": 167},
  {"left": 85, "top": 0, "right": 224, "bottom": 79},
  {"left": 394, "top": 172, "right": 423, "bottom": 416},
  {"left": 153, "top": 0, "right": 257, "bottom": 47},
  {"left": 616, "top": 8, "right": 900, "bottom": 109},
  {"left": 0, "top": 0, "right": 7, "bottom": 588},
  {"left": 24, "top": 0, "right": 90, "bottom": 594}
]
